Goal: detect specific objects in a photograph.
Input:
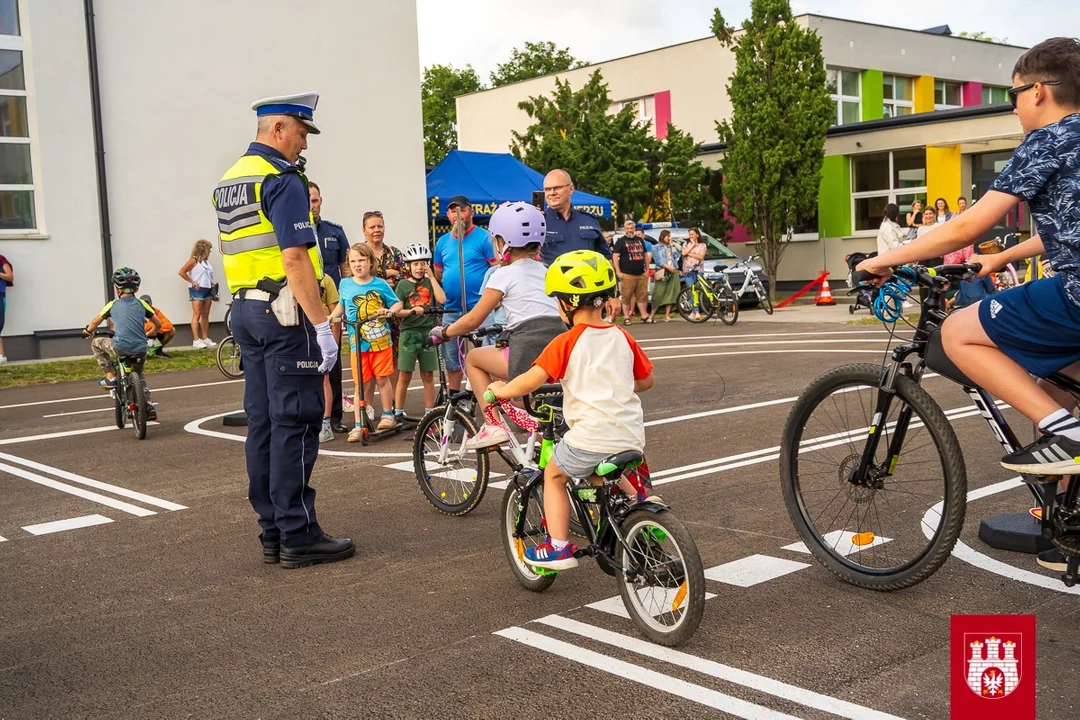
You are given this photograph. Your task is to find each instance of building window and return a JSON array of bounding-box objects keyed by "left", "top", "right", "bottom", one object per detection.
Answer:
[
  {"left": 851, "top": 149, "right": 927, "bottom": 233},
  {"left": 0, "top": 26, "right": 35, "bottom": 231},
  {"left": 982, "top": 86, "right": 1009, "bottom": 105},
  {"left": 882, "top": 74, "right": 914, "bottom": 117},
  {"left": 826, "top": 68, "right": 861, "bottom": 126},
  {"left": 0, "top": 0, "right": 18, "bottom": 36},
  {"left": 610, "top": 95, "right": 655, "bottom": 128},
  {"left": 934, "top": 80, "right": 963, "bottom": 110}
]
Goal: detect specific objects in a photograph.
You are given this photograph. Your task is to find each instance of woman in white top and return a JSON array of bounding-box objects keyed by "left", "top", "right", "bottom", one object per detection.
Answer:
[
  {"left": 178, "top": 239, "right": 217, "bottom": 348},
  {"left": 435, "top": 202, "right": 565, "bottom": 449},
  {"left": 876, "top": 203, "right": 907, "bottom": 256}
]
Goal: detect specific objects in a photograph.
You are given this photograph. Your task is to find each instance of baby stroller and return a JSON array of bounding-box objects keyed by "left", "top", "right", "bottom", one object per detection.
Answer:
[{"left": 844, "top": 251, "right": 877, "bottom": 315}]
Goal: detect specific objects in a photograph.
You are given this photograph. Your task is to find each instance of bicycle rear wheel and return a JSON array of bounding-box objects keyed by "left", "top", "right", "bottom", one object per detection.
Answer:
[
  {"left": 130, "top": 372, "right": 148, "bottom": 440},
  {"left": 501, "top": 476, "right": 557, "bottom": 592},
  {"left": 413, "top": 405, "right": 490, "bottom": 515},
  {"left": 216, "top": 336, "right": 243, "bottom": 379},
  {"left": 779, "top": 363, "right": 967, "bottom": 590},
  {"left": 616, "top": 509, "right": 705, "bottom": 646},
  {"left": 755, "top": 279, "right": 774, "bottom": 315},
  {"left": 714, "top": 284, "right": 739, "bottom": 325}
]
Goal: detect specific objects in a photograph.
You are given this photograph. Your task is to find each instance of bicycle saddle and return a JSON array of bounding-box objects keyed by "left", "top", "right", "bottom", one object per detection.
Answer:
[{"left": 596, "top": 451, "right": 644, "bottom": 475}]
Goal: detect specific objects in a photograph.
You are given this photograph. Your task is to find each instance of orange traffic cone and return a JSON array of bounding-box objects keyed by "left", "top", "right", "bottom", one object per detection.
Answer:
[{"left": 815, "top": 272, "right": 836, "bottom": 306}]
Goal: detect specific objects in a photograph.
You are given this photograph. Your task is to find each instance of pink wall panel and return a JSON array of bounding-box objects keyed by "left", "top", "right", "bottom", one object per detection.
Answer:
[
  {"left": 654, "top": 90, "right": 671, "bottom": 140},
  {"left": 962, "top": 81, "right": 983, "bottom": 107}
]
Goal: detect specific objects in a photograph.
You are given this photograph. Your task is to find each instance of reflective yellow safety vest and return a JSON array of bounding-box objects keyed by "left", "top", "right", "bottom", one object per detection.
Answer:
[{"left": 212, "top": 153, "right": 322, "bottom": 293}]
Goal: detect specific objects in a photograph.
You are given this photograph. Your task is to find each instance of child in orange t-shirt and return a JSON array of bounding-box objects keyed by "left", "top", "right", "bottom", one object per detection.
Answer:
[{"left": 141, "top": 295, "right": 175, "bottom": 358}]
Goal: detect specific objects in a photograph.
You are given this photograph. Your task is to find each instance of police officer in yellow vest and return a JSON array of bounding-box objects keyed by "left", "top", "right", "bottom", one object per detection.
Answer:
[{"left": 213, "top": 92, "right": 355, "bottom": 569}]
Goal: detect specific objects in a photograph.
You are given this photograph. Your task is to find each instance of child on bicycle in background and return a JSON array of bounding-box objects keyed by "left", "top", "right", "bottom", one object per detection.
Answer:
[
  {"left": 858, "top": 38, "right": 1080, "bottom": 476},
  {"left": 332, "top": 243, "right": 403, "bottom": 440},
  {"left": 318, "top": 272, "right": 341, "bottom": 443},
  {"left": 140, "top": 295, "right": 175, "bottom": 359},
  {"left": 431, "top": 202, "right": 566, "bottom": 450},
  {"left": 487, "top": 250, "right": 655, "bottom": 570},
  {"left": 394, "top": 243, "right": 445, "bottom": 421},
  {"left": 83, "top": 267, "right": 159, "bottom": 420}
]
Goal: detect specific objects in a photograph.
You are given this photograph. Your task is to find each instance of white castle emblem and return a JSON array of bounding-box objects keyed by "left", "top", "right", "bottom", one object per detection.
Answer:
[{"left": 965, "top": 635, "right": 1021, "bottom": 699}]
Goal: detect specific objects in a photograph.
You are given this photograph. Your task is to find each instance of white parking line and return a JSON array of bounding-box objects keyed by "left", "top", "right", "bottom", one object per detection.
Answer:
[
  {"left": 0, "top": 452, "right": 187, "bottom": 511},
  {"left": 41, "top": 407, "right": 113, "bottom": 418},
  {"left": 23, "top": 514, "right": 113, "bottom": 535},
  {"left": 0, "top": 425, "right": 129, "bottom": 446},
  {"left": 494, "top": 626, "right": 801, "bottom": 719},
  {"left": 535, "top": 615, "right": 907, "bottom": 720},
  {"left": 0, "top": 462, "right": 156, "bottom": 517}
]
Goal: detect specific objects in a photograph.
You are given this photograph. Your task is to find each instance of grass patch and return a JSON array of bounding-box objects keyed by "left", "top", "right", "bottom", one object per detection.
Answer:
[
  {"left": 845, "top": 313, "right": 920, "bottom": 326},
  {"left": 0, "top": 349, "right": 220, "bottom": 389}
]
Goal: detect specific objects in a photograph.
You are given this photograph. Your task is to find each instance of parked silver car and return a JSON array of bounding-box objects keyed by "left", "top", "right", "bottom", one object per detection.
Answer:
[{"left": 641, "top": 225, "right": 769, "bottom": 306}]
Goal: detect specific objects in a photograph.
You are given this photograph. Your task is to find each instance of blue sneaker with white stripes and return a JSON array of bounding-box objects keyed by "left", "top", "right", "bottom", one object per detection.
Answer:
[
  {"left": 523, "top": 540, "right": 579, "bottom": 570},
  {"left": 1000, "top": 434, "right": 1080, "bottom": 475}
]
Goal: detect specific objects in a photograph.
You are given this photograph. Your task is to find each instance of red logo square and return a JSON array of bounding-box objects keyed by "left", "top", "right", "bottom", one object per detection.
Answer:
[{"left": 951, "top": 614, "right": 1035, "bottom": 719}]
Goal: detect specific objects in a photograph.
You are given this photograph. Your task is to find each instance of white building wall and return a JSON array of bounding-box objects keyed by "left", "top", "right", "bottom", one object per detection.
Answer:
[{"left": 1, "top": 0, "right": 425, "bottom": 350}]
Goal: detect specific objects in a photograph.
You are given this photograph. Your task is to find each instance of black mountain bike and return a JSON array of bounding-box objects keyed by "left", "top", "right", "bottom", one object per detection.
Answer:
[
  {"left": 781, "top": 263, "right": 1080, "bottom": 590},
  {"left": 495, "top": 390, "right": 705, "bottom": 646}
]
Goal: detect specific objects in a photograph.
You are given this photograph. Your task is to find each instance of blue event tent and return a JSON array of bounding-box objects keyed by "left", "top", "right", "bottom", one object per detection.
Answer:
[{"left": 426, "top": 150, "right": 615, "bottom": 220}]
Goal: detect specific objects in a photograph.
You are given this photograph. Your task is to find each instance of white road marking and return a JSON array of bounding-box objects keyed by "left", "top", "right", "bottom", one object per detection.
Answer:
[
  {"left": 645, "top": 338, "right": 892, "bottom": 352},
  {"left": 704, "top": 555, "right": 811, "bottom": 586},
  {"left": 783, "top": 531, "right": 893, "bottom": 557},
  {"left": 536, "top": 615, "right": 908, "bottom": 720},
  {"left": 635, "top": 329, "right": 895, "bottom": 344},
  {"left": 0, "top": 452, "right": 187, "bottom": 511},
  {"left": 183, "top": 412, "right": 413, "bottom": 458},
  {"left": 585, "top": 592, "right": 717, "bottom": 619},
  {"left": 0, "top": 534, "right": 6, "bottom": 542},
  {"left": 494, "top": 626, "right": 801, "bottom": 720},
  {"left": 0, "top": 424, "right": 139, "bottom": 446},
  {"left": 0, "top": 462, "right": 156, "bottom": 517},
  {"left": 23, "top": 514, "right": 113, "bottom": 535},
  {"left": 922, "top": 477, "right": 1080, "bottom": 596},
  {"left": 652, "top": 349, "right": 885, "bottom": 361}
]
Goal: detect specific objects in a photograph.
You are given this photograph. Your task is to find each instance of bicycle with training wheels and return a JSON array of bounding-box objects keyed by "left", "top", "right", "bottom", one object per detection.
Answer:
[
  {"left": 215, "top": 335, "right": 243, "bottom": 379},
  {"left": 723, "top": 255, "right": 773, "bottom": 314},
  {"left": 676, "top": 270, "right": 739, "bottom": 325},
  {"left": 780, "top": 262, "right": 1080, "bottom": 590},
  {"left": 411, "top": 316, "right": 503, "bottom": 514},
  {"left": 491, "top": 392, "right": 706, "bottom": 646}
]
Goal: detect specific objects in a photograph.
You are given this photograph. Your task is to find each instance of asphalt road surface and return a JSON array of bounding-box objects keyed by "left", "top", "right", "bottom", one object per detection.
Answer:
[{"left": 1, "top": 318, "right": 1077, "bottom": 719}]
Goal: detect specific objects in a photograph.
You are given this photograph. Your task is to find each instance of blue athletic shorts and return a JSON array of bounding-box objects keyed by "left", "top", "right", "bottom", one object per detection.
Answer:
[{"left": 978, "top": 275, "right": 1080, "bottom": 378}]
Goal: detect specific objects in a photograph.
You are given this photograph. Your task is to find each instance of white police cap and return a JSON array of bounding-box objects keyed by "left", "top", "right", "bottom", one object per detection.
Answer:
[{"left": 251, "top": 91, "right": 320, "bottom": 134}]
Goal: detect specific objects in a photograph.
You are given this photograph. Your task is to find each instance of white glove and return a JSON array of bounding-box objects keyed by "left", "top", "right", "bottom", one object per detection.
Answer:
[{"left": 314, "top": 321, "right": 338, "bottom": 373}]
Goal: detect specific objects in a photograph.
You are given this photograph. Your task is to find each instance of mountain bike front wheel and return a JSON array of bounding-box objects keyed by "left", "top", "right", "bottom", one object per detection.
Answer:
[
  {"left": 130, "top": 371, "right": 148, "bottom": 440},
  {"left": 413, "top": 405, "right": 490, "bottom": 516},
  {"left": 616, "top": 509, "right": 706, "bottom": 647},
  {"left": 779, "top": 363, "right": 967, "bottom": 590}
]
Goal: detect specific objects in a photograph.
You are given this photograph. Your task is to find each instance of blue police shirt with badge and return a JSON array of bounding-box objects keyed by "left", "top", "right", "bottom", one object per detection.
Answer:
[
  {"left": 541, "top": 206, "right": 612, "bottom": 266},
  {"left": 991, "top": 113, "right": 1080, "bottom": 306},
  {"left": 316, "top": 220, "right": 349, "bottom": 283},
  {"left": 246, "top": 142, "right": 317, "bottom": 254}
]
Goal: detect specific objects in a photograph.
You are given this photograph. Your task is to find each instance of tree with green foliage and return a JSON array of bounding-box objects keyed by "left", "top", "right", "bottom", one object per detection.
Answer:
[
  {"left": 655, "top": 125, "right": 731, "bottom": 236},
  {"left": 421, "top": 64, "right": 484, "bottom": 167},
  {"left": 958, "top": 30, "right": 1008, "bottom": 43},
  {"left": 490, "top": 41, "right": 586, "bottom": 88},
  {"left": 713, "top": 0, "right": 833, "bottom": 297}
]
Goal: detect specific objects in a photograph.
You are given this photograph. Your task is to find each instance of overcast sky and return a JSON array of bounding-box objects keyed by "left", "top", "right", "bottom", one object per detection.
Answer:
[{"left": 416, "top": 0, "right": 1074, "bottom": 80}]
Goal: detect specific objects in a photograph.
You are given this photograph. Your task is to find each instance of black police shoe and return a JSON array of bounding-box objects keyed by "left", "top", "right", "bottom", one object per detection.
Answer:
[
  {"left": 279, "top": 534, "right": 356, "bottom": 569},
  {"left": 263, "top": 542, "right": 281, "bottom": 564}
]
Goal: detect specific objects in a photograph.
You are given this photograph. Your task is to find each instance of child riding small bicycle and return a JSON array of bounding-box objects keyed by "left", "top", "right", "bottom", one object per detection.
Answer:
[
  {"left": 486, "top": 250, "right": 656, "bottom": 570},
  {"left": 82, "top": 267, "right": 159, "bottom": 421}
]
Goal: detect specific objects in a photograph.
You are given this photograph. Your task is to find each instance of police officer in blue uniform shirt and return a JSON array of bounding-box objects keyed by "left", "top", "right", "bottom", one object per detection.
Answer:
[
  {"left": 309, "top": 181, "right": 349, "bottom": 432},
  {"left": 539, "top": 168, "right": 612, "bottom": 266},
  {"left": 213, "top": 91, "right": 355, "bottom": 569}
]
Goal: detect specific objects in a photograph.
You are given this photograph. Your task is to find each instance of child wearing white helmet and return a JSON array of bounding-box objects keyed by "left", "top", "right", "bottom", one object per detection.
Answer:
[
  {"left": 393, "top": 242, "right": 446, "bottom": 418},
  {"left": 430, "top": 201, "right": 566, "bottom": 449}
]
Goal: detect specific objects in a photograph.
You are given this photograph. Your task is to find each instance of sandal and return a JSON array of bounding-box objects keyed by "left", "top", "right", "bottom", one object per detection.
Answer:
[
  {"left": 643, "top": 318, "right": 656, "bottom": 324},
  {"left": 623, "top": 318, "right": 632, "bottom": 326}
]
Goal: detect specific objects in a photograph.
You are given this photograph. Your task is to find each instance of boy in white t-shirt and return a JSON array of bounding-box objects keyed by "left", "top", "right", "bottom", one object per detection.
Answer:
[{"left": 487, "top": 250, "right": 655, "bottom": 570}]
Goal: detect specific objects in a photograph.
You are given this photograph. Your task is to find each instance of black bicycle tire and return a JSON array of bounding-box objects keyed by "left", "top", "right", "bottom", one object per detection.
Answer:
[
  {"left": 412, "top": 405, "right": 490, "bottom": 516},
  {"left": 676, "top": 286, "right": 713, "bottom": 323},
  {"left": 758, "top": 282, "right": 774, "bottom": 315},
  {"left": 216, "top": 336, "right": 243, "bottom": 379},
  {"left": 715, "top": 284, "right": 739, "bottom": 325},
  {"left": 113, "top": 385, "right": 125, "bottom": 429},
  {"left": 779, "top": 363, "right": 967, "bottom": 591},
  {"left": 616, "top": 509, "right": 706, "bottom": 646},
  {"left": 500, "top": 481, "right": 557, "bottom": 592},
  {"left": 131, "top": 371, "right": 148, "bottom": 440},
  {"left": 224, "top": 306, "right": 232, "bottom": 334}
]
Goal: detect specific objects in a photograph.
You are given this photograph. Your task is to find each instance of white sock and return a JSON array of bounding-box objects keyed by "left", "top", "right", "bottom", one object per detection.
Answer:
[
  {"left": 1039, "top": 409, "right": 1080, "bottom": 442},
  {"left": 550, "top": 538, "right": 569, "bottom": 551}
]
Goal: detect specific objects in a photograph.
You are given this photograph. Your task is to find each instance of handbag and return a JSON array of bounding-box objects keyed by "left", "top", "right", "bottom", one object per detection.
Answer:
[{"left": 654, "top": 267, "right": 666, "bottom": 282}]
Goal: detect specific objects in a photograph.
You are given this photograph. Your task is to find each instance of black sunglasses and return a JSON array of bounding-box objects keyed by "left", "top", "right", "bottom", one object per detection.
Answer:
[
  {"left": 1008, "top": 79, "right": 1062, "bottom": 108},
  {"left": 363, "top": 210, "right": 383, "bottom": 220}
]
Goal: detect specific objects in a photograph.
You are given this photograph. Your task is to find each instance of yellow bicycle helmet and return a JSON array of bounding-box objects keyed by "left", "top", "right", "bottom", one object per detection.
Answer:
[{"left": 545, "top": 250, "right": 618, "bottom": 308}]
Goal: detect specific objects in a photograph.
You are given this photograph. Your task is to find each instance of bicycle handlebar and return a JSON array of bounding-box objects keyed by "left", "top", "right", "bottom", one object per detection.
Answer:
[{"left": 851, "top": 262, "right": 983, "bottom": 288}]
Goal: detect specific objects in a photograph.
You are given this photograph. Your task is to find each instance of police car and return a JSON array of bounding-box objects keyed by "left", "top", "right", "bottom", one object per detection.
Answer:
[{"left": 638, "top": 222, "right": 769, "bottom": 306}]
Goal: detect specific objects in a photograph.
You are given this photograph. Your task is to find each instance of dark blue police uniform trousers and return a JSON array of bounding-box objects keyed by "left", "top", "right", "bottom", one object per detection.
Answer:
[{"left": 231, "top": 296, "right": 324, "bottom": 548}]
